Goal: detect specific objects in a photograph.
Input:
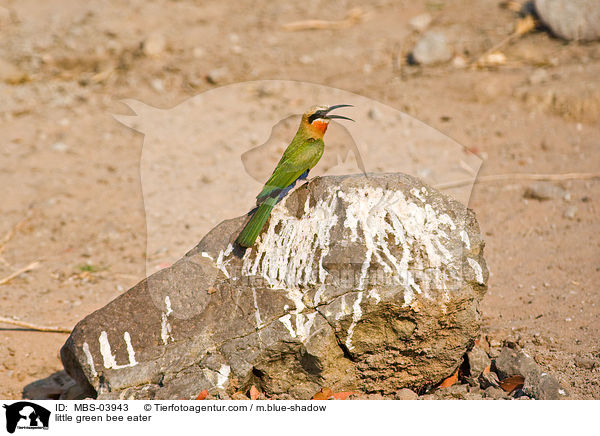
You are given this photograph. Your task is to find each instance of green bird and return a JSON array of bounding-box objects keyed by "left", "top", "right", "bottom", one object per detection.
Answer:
[{"left": 236, "top": 104, "right": 354, "bottom": 248}]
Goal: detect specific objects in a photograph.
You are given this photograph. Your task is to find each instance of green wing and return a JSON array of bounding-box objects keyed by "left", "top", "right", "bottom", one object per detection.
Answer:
[{"left": 256, "top": 139, "right": 323, "bottom": 204}]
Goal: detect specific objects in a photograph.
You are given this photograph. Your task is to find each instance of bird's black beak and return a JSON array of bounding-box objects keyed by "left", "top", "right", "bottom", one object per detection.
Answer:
[{"left": 324, "top": 104, "right": 354, "bottom": 122}]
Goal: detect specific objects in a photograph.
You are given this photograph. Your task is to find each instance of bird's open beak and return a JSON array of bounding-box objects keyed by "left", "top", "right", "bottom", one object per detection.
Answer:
[{"left": 325, "top": 104, "right": 354, "bottom": 122}]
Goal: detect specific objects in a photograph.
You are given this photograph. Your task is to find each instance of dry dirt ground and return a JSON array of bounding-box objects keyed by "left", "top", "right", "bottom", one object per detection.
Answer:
[{"left": 1, "top": 0, "right": 598, "bottom": 399}]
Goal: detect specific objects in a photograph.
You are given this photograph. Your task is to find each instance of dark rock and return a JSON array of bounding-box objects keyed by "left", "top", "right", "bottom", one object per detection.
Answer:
[
  {"left": 494, "top": 347, "right": 566, "bottom": 399},
  {"left": 467, "top": 345, "right": 491, "bottom": 379},
  {"left": 534, "top": 0, "right": 600, "bottom": 41},
  {"left": 61, "top": 173, "right": 488, "bottom": 399},
  {"left": 484, "top": 386, "right": 507, "bottom": 399},
  {"left": 479, "top": 370, "right": 501, "bottom": 389},
  {"left": 23, "top": 371, "right": 76, "bottom": 400}
]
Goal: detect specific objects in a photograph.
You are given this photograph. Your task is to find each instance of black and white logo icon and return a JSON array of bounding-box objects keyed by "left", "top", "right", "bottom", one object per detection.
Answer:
[{"left": 3, "top": 402, "right": 50, "bottom": 433}]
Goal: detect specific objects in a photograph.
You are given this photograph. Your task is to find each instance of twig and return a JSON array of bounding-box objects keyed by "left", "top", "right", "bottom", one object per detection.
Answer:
[
  {"left": 282, "top": 7, "right": 365, "bottom": 31},
  {"left": 0, "top": 261, "right": 41, "bottom": 285},
  {"left": 471, "top": 14, "right": 536, "bottom": 68},
  {"left": 0, "top": 316, "right": 71, "bottom": 333},
  {"left": 434, "top": 172, "right": 600, "bottom": 190}
]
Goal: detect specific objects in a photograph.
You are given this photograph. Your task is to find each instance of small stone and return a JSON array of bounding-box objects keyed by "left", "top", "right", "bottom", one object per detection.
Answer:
[
  {"left": 409, "top": 13, "right": 432, "bottom": 32},
  {"left": 142, "top": 32, "right": 167, "bottom": 57},
  {"left": 299, "top": 55, "right": 313, "bottom": 64},
  {"left": 192, "top": 47, "right": 205, "bottom": 58},
  {"left": 151, "top": 78, "right": 165, "bottom": 92},
  {"left": 206, "top": 67, "right": 229, "bottom": 84},
  {"left": 395, "top": 388, "right": 418, "bottom": 400},
  {"left": 563, "top": 206, "right": 577, "bottom": 219},
  {"left": 479, "top": 370, "right": 500, "bottom": 389},
  {"left": 410, "top": 31, "right": 452, "bottom": 65},
  {"left": 467, "top": 345, "right": 491, "bottom": 379},
  {"left": 574, "top": 356, "right": 596, "bottom": 370},
  {"left": 484, "top": 386, "right": 507, "bottom": 399},
  {"left": 523, "top": 182, "right": 567, "bottom": 200},
  {"left": 367, "top": 107, "right": 383, "bottom": 121},
  {"left": 452, "top": 55, "right": 468, "bottom": 69},
  {"left": 51, "top": 141, "right": 69, "bottom": 152}
]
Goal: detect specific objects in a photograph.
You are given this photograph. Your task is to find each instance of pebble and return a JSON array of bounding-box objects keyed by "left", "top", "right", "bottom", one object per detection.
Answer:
[
  {"left": 563, "top": 205, "right": 577, "bottom": 219},
  {"left": 142, "top": 32, "right": 167, "bottom": 57},
  {"left": 410, "top": 31, "right": 452, "bottom": 65},
  {"left": 151, "top": 78, "right": 165, "bottom": 92},
  {"left": 480, "top": 370, "right": 501, "bottom": 389},
  {"left": 409, "top": 13, "right": 432, "bottom": 32},
  {"left": 206, "top": 67, "right": 229, "bottom": 84},
  {"left": 534, "top": 0, "right": 600, "bottom": 41},
  {"left": 467, "top": 345, "right": 491, "bottom": 378},
  {"left": 484, "top": 386, "right": 507, "bottom": 399},
  {"left": 523, "top": 182, "right": 567, "bottom": 200},
  {"left": 574, "top": 356, "right": 596, "bottom": 370},
  {"left": 51, "top": 141, "right": 69, "bottom": 152},
  {"left": 367, "top": 107, "right": 383, "bottom": 121},
  {"left": 192, "top": 47, "right": 205, "bottom": 58},
  {"left": 452, "top": 55, "right": 468, "bottom": 69},
  {"left": 394, "top": 388, "right": 418, "bottom": 400}
]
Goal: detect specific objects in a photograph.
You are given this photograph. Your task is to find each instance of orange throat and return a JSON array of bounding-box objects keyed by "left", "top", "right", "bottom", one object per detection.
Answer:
[{"left": 311, "top": 119, "right": 329, "bottom": 135}]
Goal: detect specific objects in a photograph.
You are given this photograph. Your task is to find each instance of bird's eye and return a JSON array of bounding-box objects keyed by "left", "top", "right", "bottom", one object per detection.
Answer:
[{"left": 308, "top": 111, "right": 324, "bottom": 123}]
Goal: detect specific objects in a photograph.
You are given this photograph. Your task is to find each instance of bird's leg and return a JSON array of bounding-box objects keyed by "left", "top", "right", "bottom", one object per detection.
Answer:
[{"left": 299, "top": 169, "right": 312, "bottom": 185}]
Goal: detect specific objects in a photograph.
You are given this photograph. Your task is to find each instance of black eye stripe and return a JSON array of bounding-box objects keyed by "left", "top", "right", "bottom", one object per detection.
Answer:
[{"left": 308, "top": 110, "right": 326, "bottom": 123}]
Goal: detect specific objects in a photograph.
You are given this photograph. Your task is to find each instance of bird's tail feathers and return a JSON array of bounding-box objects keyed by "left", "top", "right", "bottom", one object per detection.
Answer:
[{"left": 236, "top": 198, "right": 276, "bottom": 248}]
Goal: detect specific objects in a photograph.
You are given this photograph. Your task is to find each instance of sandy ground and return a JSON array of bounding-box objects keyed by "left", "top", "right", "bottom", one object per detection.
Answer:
[{"left": 1, "top": 0, "right": 598, "bottom": 399}]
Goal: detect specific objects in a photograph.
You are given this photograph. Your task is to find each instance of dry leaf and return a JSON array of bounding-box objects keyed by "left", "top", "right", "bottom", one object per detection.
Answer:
[
  {"left": 195, "top": 389, "right": 209, "bottom": 400},
  {"left": 332, "top": 391, "right": 357, "bottom": 400},
  {"left": 483, "top": 363, "right": 491, "bottom": 375},
  {"left": 439, "top": 369, "right": 459, "bottom": 388},
  {"left": 515, "top": 15, "right": 536, "bottom": 36},
  {"left": 249, "top": 385, "right": 260, "bottom": 400},
  {"left": 499, "top": 375, "right": 525, "bottom": 392},
  {"left": 282, "top": 7, "right": 364, "bottom": 31},
  {"left": 312, "top": 388, "right": 333, "bottom": 400}
]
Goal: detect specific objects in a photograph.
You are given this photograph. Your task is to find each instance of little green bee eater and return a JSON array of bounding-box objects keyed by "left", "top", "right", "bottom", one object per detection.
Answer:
[{"left": 236, "top": 104, "right": 354, "bottom": 248}]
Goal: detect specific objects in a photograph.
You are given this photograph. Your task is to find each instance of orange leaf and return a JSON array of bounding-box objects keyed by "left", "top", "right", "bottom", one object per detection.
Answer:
[
  {"left": 332, "top": 391, "right": 357, "bottom": 400},
  {"left": 195, "top": 390, "right": 209, "bottom": 400},
  {"left": 439, "top": 369, "right": 459, "bottom": 388},
  {"left": 483, "top": 364, "right": 491, "bottom": 375},
  {"left": 499, "top": 375, "right": 525, "bottom": 393},
  {"left": 312, "top": 388, "right": 333, "bottom": 400},
  {"left": 249, "top": 385, "right": 260, "bottom": 400}
]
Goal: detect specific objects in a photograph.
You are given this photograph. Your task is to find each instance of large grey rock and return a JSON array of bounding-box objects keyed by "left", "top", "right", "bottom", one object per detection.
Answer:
[
  {"left": 61, "top": 173, "right": 488, "bottom": 399},
  {"left": 534, "top": 0, "right": 600, "bottom": 41}
]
